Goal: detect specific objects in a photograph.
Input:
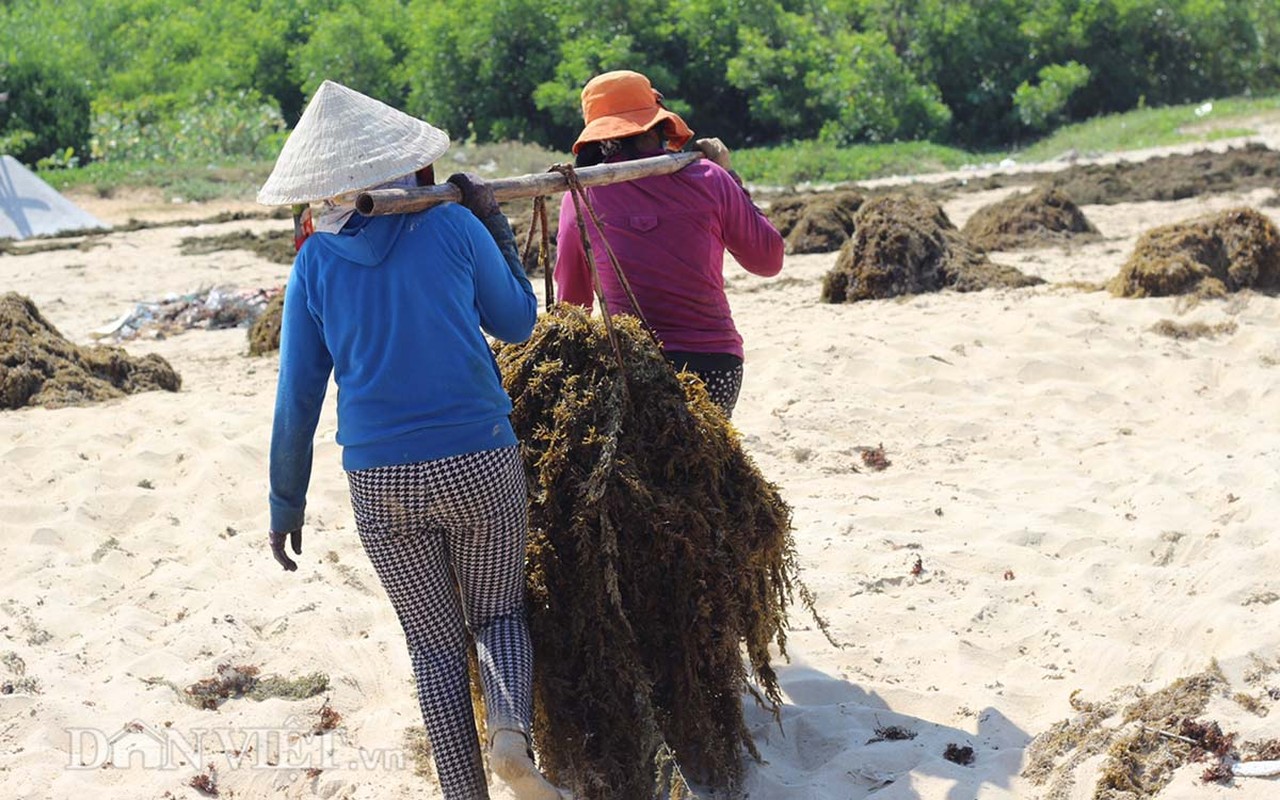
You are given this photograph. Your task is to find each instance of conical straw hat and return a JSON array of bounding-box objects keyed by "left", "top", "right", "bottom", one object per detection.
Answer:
[{"left": 257, "top": 80, "right": 450, "bottom": 206}]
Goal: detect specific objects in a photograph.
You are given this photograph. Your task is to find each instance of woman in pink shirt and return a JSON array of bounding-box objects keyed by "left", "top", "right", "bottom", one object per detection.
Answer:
[{"left": 554, "top": 70, "right": 784, "bottom": 417}]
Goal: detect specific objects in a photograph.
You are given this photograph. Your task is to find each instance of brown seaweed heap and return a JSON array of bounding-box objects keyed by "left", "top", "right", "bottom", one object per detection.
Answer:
[
  {"left": 767, "top": 191, "right": 865, "bottom": 254},
  {"left": 0, "top": 292, "right": 180, "bottom": 409},
  {"left": 493, "top": 305, "right": 798, "bottom": 799},
  {"left": 1043, "top": 144, "right": 1280, "bottom": 206},
  {"left": 247, "top": 294, "right": 285, "bottom": 355},
  {"left": 962, "top": 188, "right": 1099, "bottom": 251},
  {"left": 821, "top": 194, "right": 1043, "bottom": 303},
  {"left": 1109, "top": 207, "right": 1280, "bottom": 298}
]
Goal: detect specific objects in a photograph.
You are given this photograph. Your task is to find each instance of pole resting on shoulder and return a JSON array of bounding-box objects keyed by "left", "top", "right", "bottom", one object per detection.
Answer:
[{"left": 355, "top": 151, "right": 703, "bottom": 216}]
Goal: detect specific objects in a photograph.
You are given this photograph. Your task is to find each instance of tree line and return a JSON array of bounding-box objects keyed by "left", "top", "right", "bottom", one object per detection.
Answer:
[{"left": 2, "top": 0, "right": 1278, "bottom": 167}]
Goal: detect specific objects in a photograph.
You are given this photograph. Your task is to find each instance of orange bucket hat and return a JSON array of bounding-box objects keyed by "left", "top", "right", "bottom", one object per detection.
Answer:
[{"left": 572, "top": 70, "right": 694, "bottom": 154}]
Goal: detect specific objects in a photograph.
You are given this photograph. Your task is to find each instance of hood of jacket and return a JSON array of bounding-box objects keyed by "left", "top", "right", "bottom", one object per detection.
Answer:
[{"left": 310, "top": 213, "right": 407, "bottom": 266}]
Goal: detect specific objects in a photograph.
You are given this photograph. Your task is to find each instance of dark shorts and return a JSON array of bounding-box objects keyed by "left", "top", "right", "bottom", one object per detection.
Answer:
[{"left": 665, "top": 350, "right": 744, "bottom": 418}]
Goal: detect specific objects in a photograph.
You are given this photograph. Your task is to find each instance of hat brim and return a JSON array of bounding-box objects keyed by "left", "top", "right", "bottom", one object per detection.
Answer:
[
  {"left": 257, "top": 80, "right": 451, "bottom": 206},
  {"left": 572, "top": 107, "right": 693, "bottom": 154}
]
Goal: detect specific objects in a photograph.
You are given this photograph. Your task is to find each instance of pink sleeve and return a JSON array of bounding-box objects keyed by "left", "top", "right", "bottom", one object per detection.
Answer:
[
  {"left": 713, "top": 164, "right": 784, "bottom": 277},
  {"left": 553, "top": 194, "right": 595, "bottom": 308}
]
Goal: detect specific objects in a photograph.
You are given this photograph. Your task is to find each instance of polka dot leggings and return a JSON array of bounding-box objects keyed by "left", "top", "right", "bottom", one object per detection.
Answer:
[
  {"left": 347, "top": 446, "right": 532, "bottom": 800},
  {"left": 665, "top": 350, "right": 745, "bottom": 418}
]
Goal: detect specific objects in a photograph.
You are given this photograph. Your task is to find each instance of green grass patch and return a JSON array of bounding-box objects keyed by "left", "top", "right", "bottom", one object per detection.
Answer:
[
  {"left": 40, "top": 159, "right": 275, "bottom": 203},
  {"left": 734, "top": 140, "right": 983, "bottom": 186},
  {"left": 736, "top": 92, "right": 1280, "bottom": 186},
  {"left": 1014, "top": 94, "right": 1280, "bottom": 161}
]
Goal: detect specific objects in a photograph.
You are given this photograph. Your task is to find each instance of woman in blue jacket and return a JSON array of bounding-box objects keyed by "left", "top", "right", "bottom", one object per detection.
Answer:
[{"left": 259, "top": 80, "right": 564, "bottom": 800}]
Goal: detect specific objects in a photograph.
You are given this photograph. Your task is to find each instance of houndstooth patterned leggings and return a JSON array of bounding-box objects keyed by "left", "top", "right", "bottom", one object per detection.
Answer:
[{"left": 347, "top": 446, "right": 532, "bottom": 800}]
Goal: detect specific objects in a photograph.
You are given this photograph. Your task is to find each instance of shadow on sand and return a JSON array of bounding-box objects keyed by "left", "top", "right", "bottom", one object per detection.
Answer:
[{"left": 738, "top": 657, "right": 1031, "bottom": 799}]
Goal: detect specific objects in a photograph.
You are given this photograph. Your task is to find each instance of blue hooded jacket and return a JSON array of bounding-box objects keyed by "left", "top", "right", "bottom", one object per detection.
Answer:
[{"left": 268, "top": 203, "right": 537, "bottom": 533}]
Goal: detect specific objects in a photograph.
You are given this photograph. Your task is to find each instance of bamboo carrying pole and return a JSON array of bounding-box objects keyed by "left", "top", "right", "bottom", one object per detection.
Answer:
[{"left": 355, "top": 151, "right": 703, "bottom": 216}]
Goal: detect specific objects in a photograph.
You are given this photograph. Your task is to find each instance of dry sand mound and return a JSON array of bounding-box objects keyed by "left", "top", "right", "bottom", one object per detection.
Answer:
[
  {"left": 1109, "top": 207, "right": 1280, "bottom": 298},
  {"left": 494, "top": 305, "right": 799, "bottom": 798},
  {"left": 962, "top": 187, "right": 1099, "bottom": 251},
  {"left": 247, "top": 294, "right": 284, "bottom": 355},
  {"left": 821, "top": 194, "right": 1044, "bottom": 303},
  {"left": 0, "top": 292, "right": 180, "bottom": 409}
]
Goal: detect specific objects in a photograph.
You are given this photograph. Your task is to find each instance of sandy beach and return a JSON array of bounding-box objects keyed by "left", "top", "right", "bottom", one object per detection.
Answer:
[{"left": 2, "top": 137, "right": 1279, "bottom": 799}]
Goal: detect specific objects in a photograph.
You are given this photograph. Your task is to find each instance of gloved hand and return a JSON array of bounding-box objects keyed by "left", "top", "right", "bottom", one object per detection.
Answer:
[
  {"left": 446, "top": 172, "right": 501, "bottom": 218},
  {"left": 693, "top": 137, "right": 731, "bottom": 170},
  {"left": 270, "top": 529, "right": 302, "bottom": 572}
]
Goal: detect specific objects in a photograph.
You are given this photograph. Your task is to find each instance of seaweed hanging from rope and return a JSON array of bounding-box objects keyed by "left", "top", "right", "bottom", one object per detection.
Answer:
[{"left": 493, "top": 304, "right": 799, "bottom": 799}]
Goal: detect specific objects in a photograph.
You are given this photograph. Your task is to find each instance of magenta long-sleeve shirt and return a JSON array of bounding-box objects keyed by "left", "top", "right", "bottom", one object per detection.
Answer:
[{"left": 553, "top": 157, "right": 783, "bottom": 358}]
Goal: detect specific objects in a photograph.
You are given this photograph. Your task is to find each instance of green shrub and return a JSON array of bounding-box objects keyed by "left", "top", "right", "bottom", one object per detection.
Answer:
[
  {"left": 1015, "top": 61, "right": 1093, "bottom": 132},
  {"left": 91, "top": 90, "right": 285, "bottom": 163},
  {"left": 0, "top": 60, "right": 92, "bottom": 165}
]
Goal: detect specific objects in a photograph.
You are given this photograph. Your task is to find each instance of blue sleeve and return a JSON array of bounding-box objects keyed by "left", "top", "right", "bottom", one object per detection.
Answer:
[
  {"left": 268, "top": 265, "right": 334, "bottom": 533},
  {"left": 469, "top": 210, "right": 538, "bottom": 343}
]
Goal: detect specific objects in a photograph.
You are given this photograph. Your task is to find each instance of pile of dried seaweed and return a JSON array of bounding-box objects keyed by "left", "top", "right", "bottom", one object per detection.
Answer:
[
  {"left": 1109, "top": 207, "right": 1280, "bottom": 298},
  {"left": 961, "top": 188, "right": 1099, "bottom": 251},
  {"left": 766, "top": 191, "right": 864, "bottom": 254},
  {"left": 821, "top": 194, "right": 1043, "bottom": 303},
  {"left": 493, "top": 304, "right": 798, "bottom": 799},
  {"left": 247, "top": 294, "right": 284, "bottom": 355},
  {"left": 1, "top": 292, "right": 181, "bottom": 409}
]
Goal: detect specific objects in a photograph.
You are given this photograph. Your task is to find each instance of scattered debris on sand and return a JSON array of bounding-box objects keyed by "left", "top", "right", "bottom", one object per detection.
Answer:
[
  {"left": 1, "top": 292, "right": 181, "bottom": 409},
  {"left": 1149, "top": 319, "right": 1239, "bottom": 340},
  {"left": 821, "top": 194, "right": 1043, "bottom": 303},
  {"left": 93, "top": 286, "right": 282, "bottom": 341},
  {"left": 1109, "top": 207, "right": 1280, "bottom": 298},
  {"left": 962, "top": 188, "right": 1099, "bottom": 251},
  {"left": 1023, "top": 664, "right": 1262, "bottom": 799}
]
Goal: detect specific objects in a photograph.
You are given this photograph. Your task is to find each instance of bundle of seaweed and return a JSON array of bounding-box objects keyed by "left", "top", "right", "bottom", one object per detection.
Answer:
[
  {"left": 493, "top": 305, "right": 797, "bottom": 799},
  {"left": 821, "top": 194, "right": 1043, "bottom": 303},
  {"left": 247, "top": 294, "right": 284, "bottom": 355},
  {"left": 0, "top": 292, "right": 180, "bottom": 409},
  {"left": 961, "top": 188, "right": 1099, "bottom": 251},
  {"left": 1109, "top": 207, "right": 1280, "bottom": 298}
]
